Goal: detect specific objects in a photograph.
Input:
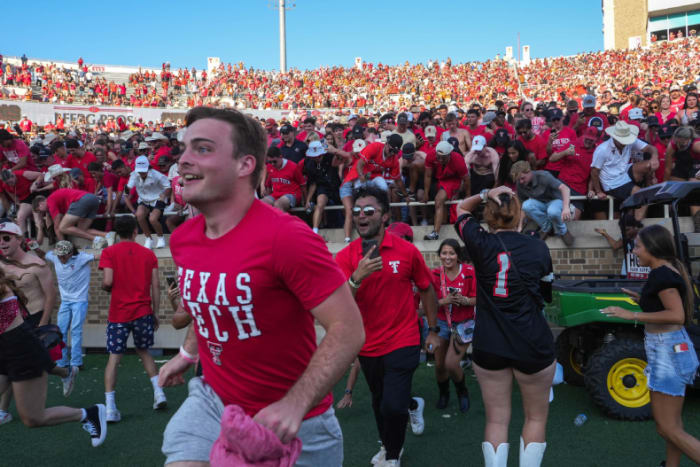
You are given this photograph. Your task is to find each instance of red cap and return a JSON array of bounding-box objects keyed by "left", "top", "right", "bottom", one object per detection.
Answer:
[
  {"left": 583, "top": 127, "right": 599, "bottom": 141},
  {"left": 265, "top": 118, "right": 276, "bottom": 127},
  {"left": 387, "top": 222, "right": 413, "bottom": 241}
]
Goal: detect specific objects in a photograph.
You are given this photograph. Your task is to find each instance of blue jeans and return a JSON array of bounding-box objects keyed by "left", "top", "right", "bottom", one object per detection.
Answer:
[
  {"left": 56, "top": 301, "right": 88, "bottom": 367},
  {"left": 355, "top": 177, "right": 389, "bottom": 192},
  {"left": 522, "top": 198, "right": 567, "bottom": 235}
]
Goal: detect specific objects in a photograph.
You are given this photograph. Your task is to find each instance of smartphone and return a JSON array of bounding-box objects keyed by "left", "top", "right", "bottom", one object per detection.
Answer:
[
  {"left": 361, "top": 239, "right": 380, "bottom": 259},
  {"left": 165, "top": 275, "right": 176, "bottom": 287},
  {"left": 448, "top": 287, "right": 460, "bottom": 294}
]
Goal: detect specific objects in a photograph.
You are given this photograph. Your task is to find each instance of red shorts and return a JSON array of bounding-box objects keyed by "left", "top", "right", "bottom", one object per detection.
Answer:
[{"left": 438, "top": 179, "right": 461, "bottom": 200}]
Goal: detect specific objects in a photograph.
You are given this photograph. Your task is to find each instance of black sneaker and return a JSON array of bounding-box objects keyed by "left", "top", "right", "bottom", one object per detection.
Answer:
[
  {"left": 82, "top": 404, "right": 107, "bottom": 447},
  {"left": 458, "top": 391, "right": 470, "bottom": 413},
  {"left": 436, "top": 393, "right": 449, "bottom": 409},
  {"left": 424, "top": 231, "right": 439, "bottom": 241}
]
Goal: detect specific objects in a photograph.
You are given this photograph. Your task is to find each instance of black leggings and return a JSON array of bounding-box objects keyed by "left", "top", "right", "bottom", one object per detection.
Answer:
[
  {"left": 358, "top": 345, "right": 419, "bottom": 460},
  {"left": 472, "top": 348, "right": 554, "bottom": 375}
]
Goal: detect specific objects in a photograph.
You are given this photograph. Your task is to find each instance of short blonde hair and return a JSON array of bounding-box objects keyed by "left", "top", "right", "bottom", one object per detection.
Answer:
[{"left": 510, "top": 160, "right": 531, "bottom": 183}]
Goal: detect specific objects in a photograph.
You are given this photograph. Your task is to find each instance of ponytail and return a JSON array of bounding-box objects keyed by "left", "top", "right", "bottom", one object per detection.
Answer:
[{"left": 669, "top": 257, "right": 695, "bottom": 324}]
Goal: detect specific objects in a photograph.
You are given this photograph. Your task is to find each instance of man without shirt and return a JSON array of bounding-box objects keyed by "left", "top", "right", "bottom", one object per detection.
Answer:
[
  {"left": 158, "top": 107, "right": 364, "bottom": 466},
  {"left": 444, "top": 112, "right": 472, "bottom": 154}
]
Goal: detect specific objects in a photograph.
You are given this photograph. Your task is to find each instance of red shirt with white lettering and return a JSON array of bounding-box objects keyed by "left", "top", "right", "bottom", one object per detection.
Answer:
[
  {"left": 541, "top": 126, "right": 577, "bottom": 172},
  {"left": 266, "top": 159, "right": 304, "bottom": 199},
  {"left": 518, "top": 133, "right": 548, "bottom": 162},
  {"left": 336, "top": 233, "right": 433, "bottom": 357},
  {"left": 431, "top": 264, "right": 476, "bottom": 322},
  {"left": 99, "top": 241, "right": 157, "bottom": 323},
  {"left": 360, "top": 142, "right": 401, "bottom": 181},
  {"left": 46, "top": 188, "right": 90, "bottom": 219},
  {"left": 170, "top": 200, "right": 346, "bottom": 417}
]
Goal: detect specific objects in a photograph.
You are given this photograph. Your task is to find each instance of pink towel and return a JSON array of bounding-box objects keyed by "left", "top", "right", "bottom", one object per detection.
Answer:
[{"left": 210, "top": 405, "right": 303, "bottom": 467}]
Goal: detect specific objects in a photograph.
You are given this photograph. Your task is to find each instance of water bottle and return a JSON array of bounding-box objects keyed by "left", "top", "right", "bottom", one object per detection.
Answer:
[{"left": 574, "top": 414, "right": 588, "bottom": 427}]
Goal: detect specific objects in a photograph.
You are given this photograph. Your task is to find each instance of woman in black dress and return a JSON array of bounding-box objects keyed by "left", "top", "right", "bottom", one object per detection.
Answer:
[
  {"left": 602, "top": 224, "right": 700, "bottom": 467},
  {"left": 455, "top": 185, "right": 555, "bottom": 467}
]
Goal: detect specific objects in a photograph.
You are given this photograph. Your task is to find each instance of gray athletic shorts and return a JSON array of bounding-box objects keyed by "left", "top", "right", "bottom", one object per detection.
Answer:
[
  {"left": 66, "top": 194, "right": 99, "bottom": 219},
  {"left": 162, "top": 377, "right": 343, "bottom": 466}
]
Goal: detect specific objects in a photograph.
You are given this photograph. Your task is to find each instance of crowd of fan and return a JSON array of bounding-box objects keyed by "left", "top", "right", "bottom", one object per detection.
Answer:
[
  {"left": 1, "top": 36, "right": 696, "bottom": 110},
  {"left": 1, "top": 68, "right": 699, "bottom": 250}
]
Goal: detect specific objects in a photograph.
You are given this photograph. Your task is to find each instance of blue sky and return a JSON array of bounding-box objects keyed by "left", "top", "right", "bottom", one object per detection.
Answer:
[{"left": 1, "top": 1, "right": 603, "bottom": 70}]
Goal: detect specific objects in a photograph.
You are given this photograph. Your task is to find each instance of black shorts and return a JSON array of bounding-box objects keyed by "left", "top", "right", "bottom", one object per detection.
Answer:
[
  {"left": 606, "top": 181, "right": 636, "bottom": 203},
  {"left": 314, "top": 185, "right": 341, "bottom": 204},
  {"left": 472, "top": 348, "right": 554, "bottom": 375},
  {"left": 19, "top": 192, "right": 39, "bottom": 205},
  {"left": 25, "top": 312, "right": 42, "bottom": 328},
  {"left": 138, "top": 200, "right": 167, "bottom": 213},
  {"left": 0, "top": 321, "right": 54, "bottom": 381},
  {"left": 470, "top": 172, "right": 495, "bottom": 196}
]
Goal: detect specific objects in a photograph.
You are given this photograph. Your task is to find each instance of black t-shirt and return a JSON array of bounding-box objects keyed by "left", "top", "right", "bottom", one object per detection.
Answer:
[
  {"left": 639, "top": 265, "right": 686, "bottom": 313},
  {"left": 303, "top": 153, "right": 341, "bottom": 190},
  {"left": 455, "top": 214, "right": 554, "bottom": 362},
  {"left": 279, "top": 140, "right": 308, "bottom": 164}
]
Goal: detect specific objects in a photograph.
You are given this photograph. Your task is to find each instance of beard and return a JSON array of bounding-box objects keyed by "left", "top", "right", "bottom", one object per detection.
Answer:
[{"left": 358, "top": 219, "right": 382, "bottom": 239}]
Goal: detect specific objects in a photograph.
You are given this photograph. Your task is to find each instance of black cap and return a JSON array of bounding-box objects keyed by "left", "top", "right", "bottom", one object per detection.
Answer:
[
  {"left": 351, "top": 125, "right": 364, "bottom": 137},
  {"left": 401, "top": 143, "right": 415, "bottom": 160},
  {"left": 659, "top": 124, "right": 676, "bottom": 138},
  {"left": 447, "top": 136, "right": 460, "bottom": 151},
  {"left": 379, "top": 113, "right": 395, "bottom": 123},
  {"left": 397, "top": 113, "right": 409, "bottom": 124},
  {"left": 280, "top": 124, "right": 295, "bottom": 134},
  {"left": 646, "top": 116, "right": 660, "bottom": 127},
  {"left": 548, "top": 108, "right": 564, "bottom": 120},
  {"left": 494, "top": 128, "right": 510, "bottom": 143},
  {"left": 387, "top": 134, "right": 403, "bottom": 149},
  {"left": 65, "top": 139, "right": 80, "bottom": 149}
]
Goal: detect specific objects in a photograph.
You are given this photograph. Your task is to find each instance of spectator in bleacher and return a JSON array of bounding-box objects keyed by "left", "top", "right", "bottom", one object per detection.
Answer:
[
  {"left": 576, "top": 95, "right": 610, "bottom": 136},
  {"left": 356, "top": 134, "right": 405, "bottom": 195},
  {"left": 510, "top": 160, "right": 575, "bottom": 246},
  {"left": 303, "top": 141, "right": 342, "bottom": 235},
  {"left": 496, "top": 140, "right": 529, "bottom": 188},
  {"left": 664, "top": 126, "right": 700, "bottom": 231},
  {"left": 655, "top": 95, "right": 677, "bottom": 125},
  {"left": 594, "top": 212, "right": 649, "bottom": 279},
  {"left": 678, "top": 92, "right": 699, "bottom": 125},
  {"left": 516, "top": 119, "right": 547, "bottom": 169},
  {"left": 126, "top": 155, "right": 171, "bottom": 249},
  {"left": 44, "top": 240, "right": 94, "bottom": 371},
  {"left": 32, "top": 188, "right": 113, "bottom": 248},
  {"left": 0, "top": 129, "right": 35, "bottom": 171},
  {"left": 444, "top": 112, "right": 472, "bottom": 154},
  {"left": 423, "top": 141, "right": 469, "bottom": 241},
  {"left": 465, "top": 135, "right": 499, "bottom": 196},
  {"left": 541, "top": 108, "right": 577, "bottom": 179},
  {"left": 339, "top": 138, "right": 367, "bottom": 243},
  {"left": 551, "top": 127, "right": 599, "bottom": 220},
  {"left": 262, "top": 146, "right": 305, "bottom": 213},
  {"left": 0, "top": 168, "right": 43, "bottom": 237},
  {"left": 279, "top": 124, "right": 307, "bottom": 163},
  {"left": 65, "top": 140, "right": 96, "bottom": 180},
  {"left": 590, "top": 121, "right": 659, "bottom": 219},
  {"left": 296, "top": 117, "right": 322, "bottom": 142}
]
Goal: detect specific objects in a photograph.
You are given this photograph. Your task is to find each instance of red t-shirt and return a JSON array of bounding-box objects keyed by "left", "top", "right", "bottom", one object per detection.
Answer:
[
  {"left": 46, "top": 188, "right": 89, "bottom": 219},
  {"left": 431, "top": 265, "right": 476, "bottom": 323},
  {"left": 0, "top": 139, "right": 36, "bottom": 170},
  {"left": 170, "top": 200, "right": 345, "bottom": 417},
  {"left": 0, "top": 170, "right": 33, "bottom": 201},
  {"left": 425, "top": 151, "right": 468, "bottom": 182},
  {"left": 542, "top": 126, "right": 578, "bottom": 172},
  {"left": 558, "top": 139, "right": 596, "bottom": 194},
  {"left": 99, "top": 242, "right": 157, "bottom": 323},
  {"left": 518, "top": 133, "right": 547, "bottom": 162},
  {"left": 360, "top": 142, "right": 400, "bottom": 181},
  {"left": 266, "top": 159, "right": 304, "bottom": 199},
  {"left": 335, "top": 233, "right": 432, "bottom": 357}
]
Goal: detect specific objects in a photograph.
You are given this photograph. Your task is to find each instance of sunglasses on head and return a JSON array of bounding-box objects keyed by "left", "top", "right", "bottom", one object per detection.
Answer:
[{"left": 352, "top": 206, "right": 377, "bottom": 217}]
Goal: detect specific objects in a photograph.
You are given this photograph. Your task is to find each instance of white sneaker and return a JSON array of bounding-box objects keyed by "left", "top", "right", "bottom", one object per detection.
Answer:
[
  {"left": 344, "top": 237, "right": 351, "bottom": 243},
  {"left": 105, "top": 407, "right": 121, "bottom": 423},
  {"left": 105, "top": 231, "right": 116, "bottom": 246},
  {"left": 420, "top": 219, "right": 429, "bottom": 226},
  {"left": 91, "top": 236, "right": 107, "bottom": 249},
  {"left": 371, "top": 446, "right": 386, "bottom": 465},
  {"left": 0, "top": 411, "right": 12, "bottom": 425},
  {"left": 144, "top": 237, "right": 153, "bottom": 249},
  {"left": 380, "top": 460, "right": 401, "bottom": 467},
  {"left": 62, "top": 366, "right": 79, "bottom": 397},
  {"left": 155, "top": 236, "right": 166, "bottom": 249},
  {"left": 153, "top": 391, "right": 167, "bottom": 410},
  {"left": 408, "top": 397, "right": 425, "bottom": 435}
]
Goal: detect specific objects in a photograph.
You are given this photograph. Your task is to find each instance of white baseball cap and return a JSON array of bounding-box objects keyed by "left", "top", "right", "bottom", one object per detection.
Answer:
[
  {"left": 472, "top": 135, "right": 487, "bottom": 151},
  {"left": 135, "top": 155, "right": 150, "bottom": 173}
]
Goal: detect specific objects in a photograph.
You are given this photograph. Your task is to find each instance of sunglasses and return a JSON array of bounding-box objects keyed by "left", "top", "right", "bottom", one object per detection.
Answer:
[
  {"left": 1, "top": 235, "right": 13, "bottom": 242},
  {"left": 352, "top": 206, "right": 377, "bottom": 217},
  {"left": 524, "top": 108, "right": 534, "bottom": 112}
]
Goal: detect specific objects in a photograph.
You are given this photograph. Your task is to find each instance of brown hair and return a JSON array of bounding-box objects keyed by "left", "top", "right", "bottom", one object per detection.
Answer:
[
  {"left": 637, "top": 224, "right": 695, "bottom": 324},
  {"left": 32, "top": 195, "right": 47, "bottom": 213},
  {"left": 483, "top": 193, "right": 521, "bottom": 231},
  {"left": 185, "top": 106, "right": 267, "bottom": 187}
]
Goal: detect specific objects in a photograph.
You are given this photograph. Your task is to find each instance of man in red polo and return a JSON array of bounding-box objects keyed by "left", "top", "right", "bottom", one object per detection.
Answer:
[{"left": 336, "top": 185, "right": 439, "bottom": 466}]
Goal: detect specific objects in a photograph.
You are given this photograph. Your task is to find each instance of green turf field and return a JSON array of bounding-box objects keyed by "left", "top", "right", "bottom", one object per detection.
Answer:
[{"left": 3, "top": 354, "right": 700, "bottom": 466}]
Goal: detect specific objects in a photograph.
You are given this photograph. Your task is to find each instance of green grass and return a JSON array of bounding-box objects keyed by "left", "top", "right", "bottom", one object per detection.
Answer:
[{"left": 3, "top": 354, "right": 700, "bottom": 466}]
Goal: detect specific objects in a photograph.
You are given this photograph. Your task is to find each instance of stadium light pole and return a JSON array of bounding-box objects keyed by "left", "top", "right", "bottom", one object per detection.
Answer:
[{"left": 269, "top": 1, "right": 296, "bottom": 73}]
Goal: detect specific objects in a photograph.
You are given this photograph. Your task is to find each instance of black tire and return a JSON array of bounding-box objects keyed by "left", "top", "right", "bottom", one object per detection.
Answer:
[
  {"left": 555, "top": 329, "right": 585, "bottom": 386},
  {"left": 584, "top": 338, "right": 651, "bottom": 421}
]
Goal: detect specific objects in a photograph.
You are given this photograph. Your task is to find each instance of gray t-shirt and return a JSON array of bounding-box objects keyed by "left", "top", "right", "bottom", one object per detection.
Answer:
[{"left": 517, "top": 171, "right": 563, "bottom": 203}]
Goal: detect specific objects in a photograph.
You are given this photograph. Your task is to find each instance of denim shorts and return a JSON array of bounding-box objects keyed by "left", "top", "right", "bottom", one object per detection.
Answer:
[
  {"left": 163, "top": 377, "right": 343, "bottom": 466},
  {"left": 339, "top": 181, "right": 354, "bottom": 199},
  {"left": 644, "top": 328, "right": 699, "bottom": 397},
  {"left": 436, "top": 319, "right": 452, "bottom": 340}
]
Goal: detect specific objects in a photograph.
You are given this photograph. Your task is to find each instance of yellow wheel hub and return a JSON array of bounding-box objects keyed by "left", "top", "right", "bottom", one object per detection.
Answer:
[
  {"left": 606, "top": 358, "right": 649, "bottom": 408},
  {"left": 570, "top": 349, "right": 584, "bottom": 376}
]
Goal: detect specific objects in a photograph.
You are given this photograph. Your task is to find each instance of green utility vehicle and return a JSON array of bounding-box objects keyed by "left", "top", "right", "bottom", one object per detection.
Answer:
[{"left": 546, "top": 181, "right": 700, "bottom": 420}]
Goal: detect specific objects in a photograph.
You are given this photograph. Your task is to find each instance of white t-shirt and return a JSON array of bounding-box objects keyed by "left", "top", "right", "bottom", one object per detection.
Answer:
[{"left": 591, "top": 138, "right": 648, "bottom": 191}]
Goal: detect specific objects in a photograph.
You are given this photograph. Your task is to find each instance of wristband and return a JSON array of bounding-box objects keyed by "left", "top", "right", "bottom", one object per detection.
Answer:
[
  {"left": 348, "top": 276, "right": 362, "bottom": 289},
  {"left": 479, "top": 189, "right": 489, "bottom": 203},
  {"left": 344, "top": 389, "right": 352, "bottom": 395},
  {"left": 179, "top": 345, "right": 198, "bottom": 365}
]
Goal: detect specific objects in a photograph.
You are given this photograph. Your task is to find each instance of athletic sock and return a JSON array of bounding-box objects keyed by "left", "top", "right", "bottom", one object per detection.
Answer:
[
  {"left": 453, "top": 376, "right": 469, "bottom": 396},
  {"left": 79, "top": 408, "right": 87, "bottom": 422},
  {"left": 409, "top": 398, "right": 418, "bottom": 411},
  {"left": 105, "top": 391, "right": 116, "bottom": 410},
  {"left": 150, "top": 376, "right": 163, "bottom": 393},
  {"left": 312, "top": 227, "right": 319, "bottom": 234},
  {"left": 438, "top": 380, "right": 450, "bottom": 395}
]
